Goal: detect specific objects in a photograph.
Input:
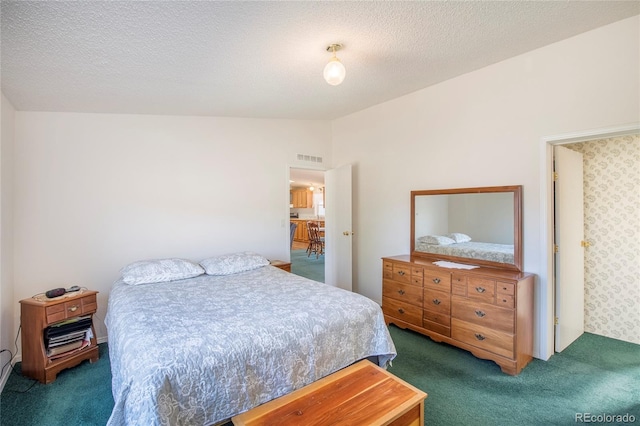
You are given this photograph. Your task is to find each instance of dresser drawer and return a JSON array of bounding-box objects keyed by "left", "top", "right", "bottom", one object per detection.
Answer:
[
  {"left": 452, "top": 273, "right": 467, "bottom": 286},
  {"left": 452, "top": 273, "right": 467, "bottom": 296},
  {"left": 45, "top": 294, "right": 97, "bottom": 325},
  {"left": 496, "top": 294, "right": 514, "bottom": 308},
  {"left": 423, "top": 288, "right": 450, "bottom": 315},
  {"left": 383, "top": 279, "right": 423, "bottom": 306},
  {"left": 423, "top": 271, "right": 451, "bottom": 291},
  {"left": 382, "top": 297, "right": 422, "bottom": 327},
  {"left": 392, "top": 264, "right": 412, "bottom": 284},
  {"left": 383, "top": 261, "right": 394, "bottom": 279},
  {"left": 467, "top": 278, "right": 496, "bottom": 303},
  {"left": 45, "top": 304, "right": 66, "bottom": 324},
  {"left": 497, "top": 281, "right": 514, "bottom": 296},
  {"left": 423, "top": 310, "right": 450, "bottom": 327},
  {"left": 451, "top": 318, "right": 514, "bottom": 359},
  {"left": 410, "top": 275, "right": 423, "bottom": 286},
  {"left": 81, "top": 294, "right": 98, "bottom": 314},
  {"left": 423, "top": 319, "right": 451, "bottom": 337},
  {"left": 452, "top": 296, "right": 514, "bottom": 333}
]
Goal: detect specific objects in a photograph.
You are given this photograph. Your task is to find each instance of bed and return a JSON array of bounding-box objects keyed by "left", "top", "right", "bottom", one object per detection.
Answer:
[
  {"left": 415, "top": 240, "right": 514, "bottom": 264},
  {"left": 105, "top": 255, "right": 396, "bottom": 426}
]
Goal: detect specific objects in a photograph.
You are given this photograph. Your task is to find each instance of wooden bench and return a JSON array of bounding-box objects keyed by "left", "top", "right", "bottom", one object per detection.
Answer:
[{"left": 232, "top": 360, "right": 427, "bottom": 426}]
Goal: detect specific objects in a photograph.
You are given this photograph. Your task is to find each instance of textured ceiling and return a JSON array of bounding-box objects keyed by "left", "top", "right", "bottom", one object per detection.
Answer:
[{"left": 1, "top": 1, "right": 638, "bottom": 120}]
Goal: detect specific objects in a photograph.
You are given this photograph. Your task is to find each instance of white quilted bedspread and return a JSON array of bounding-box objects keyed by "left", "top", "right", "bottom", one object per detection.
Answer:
[{"left": 105, "top": 265, "right": 396, "bottom": 425}]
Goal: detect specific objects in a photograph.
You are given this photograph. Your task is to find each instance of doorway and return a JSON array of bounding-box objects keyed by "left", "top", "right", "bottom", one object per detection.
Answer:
[
  {"left": 543, "top": 125, "right": 640, "bottom": 356},
  {"left": 289, "top": 167, "right": 325, "bottom": 283}
]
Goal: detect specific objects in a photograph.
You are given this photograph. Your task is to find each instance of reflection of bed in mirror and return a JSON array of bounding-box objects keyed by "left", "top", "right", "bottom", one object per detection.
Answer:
[
  {"left": 411, "top": 186, "right": 522, "bottom": 271},
  {"left": 414, "top": 239, "right": 514, "bottom": 264}
]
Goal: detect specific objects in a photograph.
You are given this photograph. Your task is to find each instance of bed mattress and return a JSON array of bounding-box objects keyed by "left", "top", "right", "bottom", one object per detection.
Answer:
[{"left": 105, "top": 265, "right": 396, "bottom": 425}]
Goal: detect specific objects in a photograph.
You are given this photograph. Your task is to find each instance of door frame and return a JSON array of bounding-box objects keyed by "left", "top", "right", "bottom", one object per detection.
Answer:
[{"left": 539, "top": 122, "right": 640, "bottom": 360}]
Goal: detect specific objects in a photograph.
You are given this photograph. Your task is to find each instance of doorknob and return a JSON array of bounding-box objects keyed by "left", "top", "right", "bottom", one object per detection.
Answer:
[
  {"left": 581, "top": 240, "right": 591, "bottom": 248},
  {"left": 343, "top": 231, "right": 354, "bottom": 236}
]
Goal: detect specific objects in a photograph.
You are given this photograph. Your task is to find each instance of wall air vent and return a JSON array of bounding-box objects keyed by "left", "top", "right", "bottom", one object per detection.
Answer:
[{"left": 297, "top": 154, "right": 323, "bottom": 163}]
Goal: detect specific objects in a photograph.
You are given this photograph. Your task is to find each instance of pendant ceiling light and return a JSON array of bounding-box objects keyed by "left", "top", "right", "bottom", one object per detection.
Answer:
[{"left": 323, "top": 44, "right": 346, "bottom": 86}]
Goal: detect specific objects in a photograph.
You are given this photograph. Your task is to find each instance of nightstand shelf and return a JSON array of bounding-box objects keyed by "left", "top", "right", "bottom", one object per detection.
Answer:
[{"left": 19, "top": 290, "right": 99, "bottom": 384}]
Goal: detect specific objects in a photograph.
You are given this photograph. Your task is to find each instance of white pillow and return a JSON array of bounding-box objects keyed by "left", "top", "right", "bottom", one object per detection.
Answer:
[
  {"left": 120, "top": 258, "right": 204, "bottom": 285},
  {"left": 200, "top": 251, "right": 269, "bottom": 276},
  {"left": 448, "top": 233, "right": 472, "bottom": 243},
  {"left": 418, "top": 235, "right": 456, "bottom": 245}
]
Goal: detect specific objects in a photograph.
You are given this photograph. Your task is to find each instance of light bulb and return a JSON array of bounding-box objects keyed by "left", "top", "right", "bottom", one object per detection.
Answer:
[{"left": 324, "top": 57, "right": 346, "bottom": 86}]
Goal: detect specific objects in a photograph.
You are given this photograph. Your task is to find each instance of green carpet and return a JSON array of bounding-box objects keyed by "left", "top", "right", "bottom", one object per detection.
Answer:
[
  {"left": 1, "top": 343, "right": 113, "bottom": 425},
  {"left": 290, "top": 248, "right": 324, "bottom": 283},
  {"left": 387, "top": 326, "right": 640, "bottom": 426},
  {"left": 1, "top": 329, "right": 638, "bottom": 425}
]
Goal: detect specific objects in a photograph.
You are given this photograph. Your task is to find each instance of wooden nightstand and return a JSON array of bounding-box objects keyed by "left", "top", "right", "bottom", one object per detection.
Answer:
[
  {"left": 269, "top": 260, "right": 292, "bottom": 272},
  {"left": 19, "top": 290, "right": 99, "bottom": 383}
]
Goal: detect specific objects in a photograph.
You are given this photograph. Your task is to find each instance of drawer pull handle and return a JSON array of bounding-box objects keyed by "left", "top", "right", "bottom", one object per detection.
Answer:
[
  {"left": 398, "top": 271, "right": 406, "bottom": 276},
  {"left": 475, "top": 286, "right": 486, "bottom": 293},
  {"left": 432, "top": 299, "right": 441, "bottom": 305},
  {"left": 68, "top": 305, "right": 78, "bottom": 312},
  {"left": 474, "top": 333, "right": 486, "bottom": 341},
  {"left": 398, "top": 289, "right": 405, "bottom": 295},
  {"left": 475, "top": 310, "right": 486, "bottom": 318},
  {"left": 433, "top": 278, "right": 441, "bottom": 284},
  {"left": 398, "top": 308, "right": 405, "bottom": 314}
]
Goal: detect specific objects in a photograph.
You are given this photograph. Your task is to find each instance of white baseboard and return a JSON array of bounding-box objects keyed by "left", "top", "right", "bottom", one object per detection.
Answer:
[{"left": 0, "top": 357, "right": 15, "bottom": 393}]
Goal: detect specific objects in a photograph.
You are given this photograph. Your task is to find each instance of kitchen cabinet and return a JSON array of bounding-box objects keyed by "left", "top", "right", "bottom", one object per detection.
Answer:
[
  {"left": 291, "top": 220, "right": 324, "bottom": 243},
  {"left": 292, "top": 220, "right": 308, "bottom": 242},
  {"left": 290, "top": 189, "right": 312, "bottom": 208}
]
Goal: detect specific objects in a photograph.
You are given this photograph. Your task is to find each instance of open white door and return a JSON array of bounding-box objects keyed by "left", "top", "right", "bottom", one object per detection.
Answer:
[
  {"left": 554, "top": 145, "right": 585, "bottom": 352},
  {"left": 324, "top": 164, "right": 352, "bottom": 291}
]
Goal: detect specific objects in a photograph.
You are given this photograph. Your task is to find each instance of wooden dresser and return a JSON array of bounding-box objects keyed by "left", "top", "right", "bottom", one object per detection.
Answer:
[{"left": 382, "top": 255, "right": 534, "bottom": 375}]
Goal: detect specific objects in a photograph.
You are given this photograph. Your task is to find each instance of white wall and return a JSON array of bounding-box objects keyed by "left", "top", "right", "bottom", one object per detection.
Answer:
[
  {"left": 414, "top": 195, "right": 448, "bottom": 236},
  {"left": 332, "top": 16, "right": 640, "bottom": 360},
  {"left": 13, "top": 112, "right": 331, "bottom": 345},
  {"left": 1, "top": 93, "right": 16, "bottom": 389},
  {"left": 448, "top": 193, "right": 513, "bottom": 244}
]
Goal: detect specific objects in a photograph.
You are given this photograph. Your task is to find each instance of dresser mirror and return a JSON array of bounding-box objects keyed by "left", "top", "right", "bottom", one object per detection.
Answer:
[{"left": 411, "top": 185, "right": 522, "bottom": 271}]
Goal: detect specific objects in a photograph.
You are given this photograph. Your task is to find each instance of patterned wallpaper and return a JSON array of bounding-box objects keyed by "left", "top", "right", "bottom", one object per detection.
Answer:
[{"left": 565, "top": 134, "right": 639, "bottom": 345}]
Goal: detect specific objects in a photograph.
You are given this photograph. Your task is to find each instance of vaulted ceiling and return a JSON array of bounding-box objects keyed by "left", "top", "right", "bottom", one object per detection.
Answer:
[{"left": 1, "top": 1, "right": 638, "bottom": 120}]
